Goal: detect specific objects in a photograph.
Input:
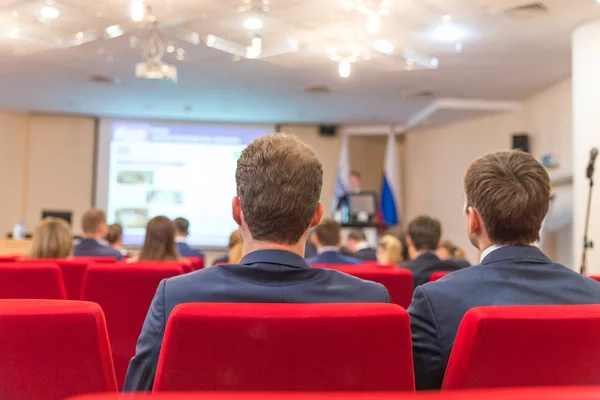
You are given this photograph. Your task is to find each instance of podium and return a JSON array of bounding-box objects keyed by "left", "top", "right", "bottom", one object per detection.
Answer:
[{"left": 340, "top": 223, "right": 386, "bottom": 248}]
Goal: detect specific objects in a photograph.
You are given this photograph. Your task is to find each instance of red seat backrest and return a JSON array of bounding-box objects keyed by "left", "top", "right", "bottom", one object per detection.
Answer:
[
  {"left": 443, "top": 305, "right": 600, "bottom": 389},
  {"left": 81, "top": 263, "right": 183, "bottom": 390},
  {"left": 24, "top": 259, "right": 90, "bottom": 300},
  {"left": 0, "top": 255, "right": 21, "bottom": 262},
  {"left": 72, "top": 256, "right": 117, "bottom": 264},
  {"left": 328, "top": 267, "right": 414, "bottom": 309},
  {"left": 0, "top": 299, "right": 117, "bottom": 400},
  {"left": 590, "top": 275, "right": 600, "bottom": 283},
  {"left": 429, "top": 271, "right": 453, "bottom": 282},
  {"left": 154, "top": 303, "right": 414, "bottom": 392},
  {"left": 0, "top": 262, "right": 66, "bottom": 299},
  {"left": 66, "top": 387, "right": 600, "bottom": 400},
  {"left": 185, "top": 257, "right": 205, "bottom": 270}
]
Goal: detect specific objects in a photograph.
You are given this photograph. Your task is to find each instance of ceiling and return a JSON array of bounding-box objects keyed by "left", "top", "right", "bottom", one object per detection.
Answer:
[{"left": 0, "top": 0, "right": 597, "bottom": 125}]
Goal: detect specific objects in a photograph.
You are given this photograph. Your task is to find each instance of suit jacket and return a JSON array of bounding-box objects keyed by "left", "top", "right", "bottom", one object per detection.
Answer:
[
  {"left": 123, "top": 249, "right": 390, "bottom": 392},
  {"left": 176, "top": 242, "right": 204, "bottom": 258},
  {"left": 355, "top": 247, "right": 377, "bottom": 261},
  {"left": 73, "top": 238, "right": 123, "bottom": 260},
  {"left": 400, "top": 253, "right": 463, "bottom": 288},
  {"left": 408, "top": 246, "right": 600, "bottom": 390},
  {"left": 306, "top": 250, "right": 363, "bottom": 265}
]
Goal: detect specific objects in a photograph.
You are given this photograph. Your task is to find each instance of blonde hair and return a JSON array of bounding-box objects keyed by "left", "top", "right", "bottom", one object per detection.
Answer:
[
  {"left": 228, "top": 230, "right": 243, "bottom": 264},
  {"left": 28, "top": 218, "right": 72, "bottom": 259},
  {"left": 438, "top": 239, "right": 467, "bottom": 260},
  {"left": 377, "top": 235, "right": 403, "bottom": 265}
]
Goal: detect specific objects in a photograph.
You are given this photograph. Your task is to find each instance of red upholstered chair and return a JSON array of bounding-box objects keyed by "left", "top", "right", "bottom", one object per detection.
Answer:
[
  {"left": 0, "top": 262, "right": 66, "bottom": 299},
  {"left": 311, "top": 264, "right": 367, "bottom": 269},
  {"left": 66, "top": 387, "right": 600, "bottom": 400},
  {"left": 443, "top": 305, "right": 600, "bottom": 389},
  {"left": 154, "top": 303, "right": 414, "bottom": 392},
  {"left": 328, "top": 266, "right": 414, "bottom": 309},
  {"left": 0, "top": 255, "right": 20, "bottom": 262},
  {"left": 72, "top": 256, "right": 117, "bottom": 264},
  {"left": 185, "top": 257, "right": 205, "bottom": 270},
  {"left": 24, "top": 259, "right": 90, "bottom": 300},
  {"left": 590, "top": 275, "right": 600, "bottom": 283},
  {"left": 429, "top": 271, "right": 453, "bottom": 282},
  {"left": 81, "top": 263, "right": 183, "bottom": 390},
  {"left": 0, "top": 299, "right": 117, "bottom": 400}
]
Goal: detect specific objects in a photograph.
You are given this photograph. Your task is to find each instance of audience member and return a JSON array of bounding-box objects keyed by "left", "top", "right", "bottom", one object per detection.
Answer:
[
  {"left": 400, "top": 216, "right": 462, "bottom": 288},
  {"left": 306, "top": 218, "right": 363, "bottom": 265},
  {"left": 124, "top": 134, "right": 390, "bottom": 391},
  {"left": 27, "top": 218, "right": 72, "bottom": 259},
  {"left": 347, "top": 230, "right": 377, "bottom": 261},
  {"left": 376, "top": 234, "right": 403, "bottom": 265},
  {"left": 73, "top": 209, "right": 123, "bottom": 260},
  {"left": 138, "top": 216, "right": 180, "bottom": 262},
  {"left": 437, "top": 239, "right": 470, "bottom": 268},
  {"left": 173, "top": 217, "right": 204, "bottom": 258},
  {"left": 304, "top": 230, "right": 318, "bottom": 259},
  {"left": 213, "top": 230, "right": 243, "bottom": 265},
  {"left": 106, "top": 223, "right": 128, "bottom": 258},
  {"left": 409, "top": 150, "right": 600, "bottom": 390}
]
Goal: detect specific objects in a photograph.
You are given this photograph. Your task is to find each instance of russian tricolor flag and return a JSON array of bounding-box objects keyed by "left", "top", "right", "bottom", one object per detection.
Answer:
[{"left": 380, "top": 132, "right": 401, "bottom": 226}]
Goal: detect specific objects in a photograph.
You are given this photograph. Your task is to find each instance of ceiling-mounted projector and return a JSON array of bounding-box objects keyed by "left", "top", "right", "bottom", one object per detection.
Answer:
[{"left": 135, "top": 61, "right": 177, "bottom": 83}]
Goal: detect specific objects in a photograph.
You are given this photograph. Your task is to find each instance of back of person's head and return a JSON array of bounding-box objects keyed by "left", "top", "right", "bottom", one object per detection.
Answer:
[
  {"left": 234, "top": 133, "right": 324, "bottom": 245},
  {"left": 346, "top": 230, "right": 367, "bottom": 252},
  {"left": 173, "top": 217, "right": 189, "bottom": 236},
  {"left": 81, "top": 209, "right": 107, "bottom": 236},
  {"left": 437, "top": 239, "right": 466, "bottom": 260},
  {"left": 106, "top": 223, "right": 123, "bottom": 246},
  {"left": 464, "top": 150, "right": 550, "bottom": 247},
  {"left": 227, "top": 230, "right": 243, "bottom": 264},
  {"left": 407, "top": 216, "right": 442, "bottom": 252},
  {"left": 28, "top": 218, "right": 72, "bottom": 259},
  {"left": 139, "top": 216, "right": 180, "bottom": 261},
  {"left": 377, "top": 234, "right": 403, "bottom": 265},
  {"left": 313, "top": 218, "right": 341, "bottom": 248}
]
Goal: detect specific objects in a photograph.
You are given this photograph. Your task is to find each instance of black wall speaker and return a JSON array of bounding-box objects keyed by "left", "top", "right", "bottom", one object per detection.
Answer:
[
  {"left": 319, "top": 125, "right": 338, "bottom": 137},
  {"left": 512, "top": 133, "right": 530, "bottom": 153}
]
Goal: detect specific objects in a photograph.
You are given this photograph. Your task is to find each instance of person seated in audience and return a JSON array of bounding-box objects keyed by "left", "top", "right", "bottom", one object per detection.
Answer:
[
  {"left": 376, "top": 234, "right": 403, "bottom": 265},
  {"left": 400, "top": 216, "right": 463, "bottom": 288},
  {"left": 106, "top": 223, "right": 128, "bottom": 258},
  {"left": 305, "top": 218, "right": 363, "bottom": 265},
  {"left": 437, "top": 239, "right": 471, "bottom": 269},
  {"left": 124, "top": 133, "right": 390, "bottom": 392},
  {"left": 173, "top": 217, "right": 204, "bottom": 258},
  {"left": 347, "top": 230, "right": 377, "bottom": 261},
  {"left": 304, "top": 230, "right": 318, "bottom": 259},
  {"left": 409, "top": 150, "right": 600, "bottom": 391},
  {"left": 73, "top": 209, "right": 123, "bottom": 260},
  {"left": 138, "top": 216, "right": 180, "bottom": 262},
  {"left": 26, "top": 217, "right": 72, "bottom": 259},
  {"left": 212, "top": 230, "right": 243, "bottom": 265}
]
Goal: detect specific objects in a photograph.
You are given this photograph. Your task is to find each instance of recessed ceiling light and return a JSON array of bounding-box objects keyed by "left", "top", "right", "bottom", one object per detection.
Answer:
[
  {"left": 244, "top": 17, "right": 263, "bottom": 30},
  {"left": 367, "top": 14, "right": 380, "bottom": 34},
  {"left": 339, "top": 60, "right": 351, "bottom": 78},
  {"left": 105, "top": 25, "right": 123, "bottom": 38},
  {"left": 131, "top": 0, "right": 145, "bottom": 22},
  {"left": 40, "top": 5, "right": 60, "bottom": 19},
  {"left": 430, "top": 58, "right": 439, "bottom": 68},
  {"left": 166, "top": 45, "right": 175, "bottom": 53},
  {"left": 431, "top": 23, "right": 469, "bottom": 42},
  {"left": 6, "top": 26, "right": 20, "bottom": 39},
  {"left": 373, "top": 39, "right": 394, "bottom": 54}
]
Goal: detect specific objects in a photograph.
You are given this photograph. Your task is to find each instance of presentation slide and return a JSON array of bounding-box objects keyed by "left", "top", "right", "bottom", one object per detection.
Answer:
[{"left": 96, "top": 120, "right": 274, "bottom": 247}]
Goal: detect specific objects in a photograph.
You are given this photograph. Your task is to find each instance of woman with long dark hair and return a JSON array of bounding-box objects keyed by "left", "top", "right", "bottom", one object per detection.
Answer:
[{"left": 138, "top": 216, "right": 180, "bottom": 261}]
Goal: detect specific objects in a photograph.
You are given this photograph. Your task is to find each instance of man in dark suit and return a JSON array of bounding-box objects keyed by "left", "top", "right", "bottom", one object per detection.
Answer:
[
  {"left": 73, "top": 209, "right": 123, "bottom": 260},
  {"left": 347, "top": 230, "right": 377, "bottom": 261},
  {"left": 305, "top": 218, "right": 363, "bottom": 265},
  {"left": 400, "top": 216, "right": 462, "bottom": 288},
  {"left": 173, "top": 217, "right": 204, "bottom": 258},
  {"left": 124, "top": 134, "right": 390, "bottom": 392},
  {"left": 408, "top": 150, "right": 600, "bottom": 391}
]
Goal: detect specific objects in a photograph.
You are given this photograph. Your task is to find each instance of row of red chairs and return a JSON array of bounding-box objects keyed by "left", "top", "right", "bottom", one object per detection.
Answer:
[{"left": 4, "top": 301, "right": 600, "bottom": 399}]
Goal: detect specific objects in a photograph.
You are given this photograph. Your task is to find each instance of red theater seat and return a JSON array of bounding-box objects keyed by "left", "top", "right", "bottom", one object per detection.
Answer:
[
  {"left": 590, "top": 275, "right": 600, "bottom": 283},
  {"left": 443, "top": 305, "right": 600, "bottom": 389},
  {"left": 81, "top": 263, "right": 183, "bottom": 390},
  {"left": 429, "top": 271, "right": 452, "bottom": 282},
  {"left": 0, "top": 255, "right": 20, "bottom": 262},
  {"left": 0, "top": 300, "right": 117, "bottom": 400},
  {"left": 154, "top": 303, "right": 414, "bottom": 392},
  {"left": 328, "top": 267, "right": 413, "bottom": 309},
  {"left": 186, "top": 257, "right": 205, "bottom": 270},
  {"left": 67, "top": 387, "right": 600, "bottom": 400},
  {"left": 0, "top": 262, "right": 66, "bottom": 299},
  {"left": 24, "top": 259, "right": 90, "bottom": 300},
  {"left": 72, "top": 256, "right": 117, "bottom": 264}
]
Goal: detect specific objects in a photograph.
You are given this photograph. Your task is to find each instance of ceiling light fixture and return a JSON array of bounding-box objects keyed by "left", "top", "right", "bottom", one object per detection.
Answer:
[
  {"left": 40, "top": 5, "right": 60, "bottom": 20},
  {"left": 339, "top": 60, "right": 351, "bottom": 78},
  {"left": 367, "top": 14, "right": 380, "bottom": 34},
  {"left": 431, "top": 22, "right": 469, "bottom": 42},
  {"left": 166, "top": 45, "right": 175, "bottom": 53},
  {"left": 131, "top": 0, "right": 145, "bottom": 22},
  {"left": 105, "top": 25, "right": 124, "bottom": 38},
  {"left": 6, "top": 26, "right": 20, "bottom": 39},
  {"left": 248, "top": 35, "right": 262, "bottom": 58},
  {"left": 373, "top": 39, "right": 394, "bottom": 54},
  {"left": 244, "top": 17, "right": 263, "bottom": 30}
]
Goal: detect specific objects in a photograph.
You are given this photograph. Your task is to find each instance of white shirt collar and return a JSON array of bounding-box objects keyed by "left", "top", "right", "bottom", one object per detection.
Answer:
[
  {"left": 354, "top": 242, "right": 371, "bottom": 252},
  {"left": 479, "top": 245, "right": 505, "bottom": 263},
  {"left": 318, "top": 246, "right": 339, "bottom": 254},
  {"left": 175, "top": 237, "right": 186, "bottom": 243}
]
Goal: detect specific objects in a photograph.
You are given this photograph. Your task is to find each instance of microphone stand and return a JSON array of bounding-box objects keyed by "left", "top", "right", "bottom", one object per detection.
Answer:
[{"left": 580, "top": 165, "right": 595, "bottom": 275}]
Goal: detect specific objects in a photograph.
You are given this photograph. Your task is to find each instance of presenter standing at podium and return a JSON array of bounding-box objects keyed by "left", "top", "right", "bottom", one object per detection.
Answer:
[{"left": 336, "top": 171, "right": 362, "bottom": 214}]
